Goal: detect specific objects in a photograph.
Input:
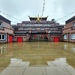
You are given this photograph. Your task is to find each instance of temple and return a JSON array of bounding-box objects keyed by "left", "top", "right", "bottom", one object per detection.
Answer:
[
  {"left": 1, "top": 15, "right": 75, "bottom": 43},
  {"left": 12, "top": 16, "right": 64, "bottom": 42}
]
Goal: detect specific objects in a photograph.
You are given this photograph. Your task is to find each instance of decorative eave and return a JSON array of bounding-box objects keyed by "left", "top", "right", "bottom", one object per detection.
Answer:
[{"left": 28, "top": 16, "right": 48, "bottom": 22}]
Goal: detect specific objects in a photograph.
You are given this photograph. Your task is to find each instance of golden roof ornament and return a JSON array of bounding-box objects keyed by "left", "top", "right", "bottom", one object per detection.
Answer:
[
  {"left": 36, "top": 15, "right": 41, "bottom": 22},
  {"left": 28, "top": 15, "right": 48, "bottom": 22}
]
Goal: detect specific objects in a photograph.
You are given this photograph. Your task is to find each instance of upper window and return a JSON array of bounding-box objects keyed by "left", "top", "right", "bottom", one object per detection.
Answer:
[
  {"left": 14, "top": 28, "right": 18, "bottom": 30},
  {"left": 2, "top": 35, "right": 4, "bottom": 39},
  {"left": 64, "top": 34, "right": 67, "bottom": 39},
  {"left": 40, "top": 28, "right": 44, "bottom": 30},
  {"left": 0, "top": 35, "right": 1, "bottom": 39},
  {"left": 0, "top": 22, "right": 2, "bottom": 26},
  {"left": 50, "top": 28, "right": 54, "bottom": 30},
  {"left": 47, "top": 24, "right": 51, "bottom": 26},
  {"left": 73, "top": 22, "right": 75, "bottom": 26},
  {"left": 18, "top": 28, "right": 23, "bottom": 30},
  {"left": 32, "top": 28, "right": 35, "bottom": 30},
  {"left": 58, "top": 28, "right": 62, "bottom": 30}
]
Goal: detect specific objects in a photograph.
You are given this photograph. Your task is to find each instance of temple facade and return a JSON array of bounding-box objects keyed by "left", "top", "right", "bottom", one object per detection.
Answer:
[{"left": 12, "top": 16, "right": 64, "bottom": 42}]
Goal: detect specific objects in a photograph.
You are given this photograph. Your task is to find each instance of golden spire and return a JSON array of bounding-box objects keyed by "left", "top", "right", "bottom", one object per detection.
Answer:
[{"left": 36, "top": 15, "right": 41, "bottom": 22}]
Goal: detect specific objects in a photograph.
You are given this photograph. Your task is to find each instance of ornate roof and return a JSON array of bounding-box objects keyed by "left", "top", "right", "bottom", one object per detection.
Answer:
[{"left": 28, "top": 15, "right": 48, "bottom": 22}]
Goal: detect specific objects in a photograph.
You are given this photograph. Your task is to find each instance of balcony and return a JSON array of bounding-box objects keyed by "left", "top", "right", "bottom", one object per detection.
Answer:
[
  {"left": 14, "top": 30, "right": 62, "bottom": 34},
  {"left": 50, "top": 31, "right": 62, "bottom": 34}
]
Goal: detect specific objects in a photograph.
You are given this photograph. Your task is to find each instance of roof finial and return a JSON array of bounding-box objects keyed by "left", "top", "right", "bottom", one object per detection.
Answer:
[{"left": 36, "top": 15, "right": 41, "bottom": 22}]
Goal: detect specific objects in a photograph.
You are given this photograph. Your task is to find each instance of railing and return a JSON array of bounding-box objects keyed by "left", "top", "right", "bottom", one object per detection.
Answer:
[{"left": 14, "top": 30, "right": 62, "bottom": 34}]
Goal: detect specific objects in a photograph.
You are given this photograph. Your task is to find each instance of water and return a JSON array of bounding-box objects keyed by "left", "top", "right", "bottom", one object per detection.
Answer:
[{"left": 0, "top": 42, "right": 75, "bottom": 75}]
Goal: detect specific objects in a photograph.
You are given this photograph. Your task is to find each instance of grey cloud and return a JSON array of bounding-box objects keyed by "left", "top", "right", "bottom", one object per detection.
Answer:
[{"left": 0, "top": 0, "right": 75, "bottom": 24}]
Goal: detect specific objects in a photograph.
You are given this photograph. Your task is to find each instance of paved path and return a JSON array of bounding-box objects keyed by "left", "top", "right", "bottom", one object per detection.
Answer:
[{"left": 0, "top": 58, "right": 75, "bottom": 75}]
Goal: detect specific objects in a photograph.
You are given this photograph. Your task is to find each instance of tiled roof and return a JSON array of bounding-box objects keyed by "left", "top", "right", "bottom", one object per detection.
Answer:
[{"left": 0, "top": 15, "right": 11, "bottom": 24}]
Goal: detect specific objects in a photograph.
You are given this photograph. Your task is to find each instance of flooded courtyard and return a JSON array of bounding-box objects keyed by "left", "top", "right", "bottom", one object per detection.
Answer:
[{"left": 0, "top": 42, "right": 75, "bottom": 75}]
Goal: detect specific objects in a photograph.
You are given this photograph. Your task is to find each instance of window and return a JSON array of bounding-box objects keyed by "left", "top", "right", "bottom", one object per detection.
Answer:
[
  {"left": 64, "top": 35, "right": 67, "bottom": 39},
  {"left": 0, "top": 34, "right": 5, "bottom": 40},
  {"left": 40, "top": 28, "right": 44, "bottom": 30},
  {"left": 34, "top": 24, "right": 38, "bottom": 26},
  {"left": 32, "top": 28, "right": 35, "bottom": 30},
  {"left": 0, "top": 23, "right": 1, "bottom": 25},
  {"left": 0, "top": 22, "right": 2, "bottom": 26},
  {"left": 38, "top": 24, "right": 42, "bottom": 26},
  {"left": 44, "top": 24, "right": 48, "bottom": 26},
  {"left": 0, "top": 35, "right": 1, "bottom": 39},
  {"left": 58, "top": 28, "right": 62, "bottom": 30},
  {"left": 2, "top": 35, "right": 4, "bottom": 39},
  {"left": 14, "top": 28, "right": 18, "bottom": 30},
  {"left": 18, "top": 28, "right": 23, "bottom": 30},
  {"left": 27, "top": 24, "right": 31, "bottom": 26},
  {"left": 73, "top": 22, "right": 75, "bottom": 26},
  {"left": 50, "top": 28, "right": 54, "bottom": 30},
  {"left": 71, "top": 34, "right": 75, "bottom": 40},
  {"left": 47, "top": 24, "right": 50, "bottom": 26},
  {"left": 36, "top": 28, "right": 40, "bottom": 30}
]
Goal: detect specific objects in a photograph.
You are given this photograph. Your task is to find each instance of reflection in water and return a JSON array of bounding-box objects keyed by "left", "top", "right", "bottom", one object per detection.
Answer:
[
  {"left": 71, "top": 46, "right": 75, "bottom": 53},
  {"left": 64, "top": 44, "right": 68, "bottom": 50},
  {"left": 48, "top": 58, "right": 67, "bottom": 66},
  {"left": 0, "top": 47, "right": 7, "bottom": 54},
  {"left": 54, "top": 42, "right": 59, "bottom": 46},
  {"left": 8, "top": 43, "right": 12, "bottom": 48},
  {"left": 10, "top": 58, "right": 67, "bottom": 67},
  {"left": 0, "top": 58, "right": 75, "bottom": 75},
  {"left": 0, "top": 42, "right": 75, "bottom": 74},
  {"left": 18, "top": 42, "right": 23, "bottom": 47},
  {"left": 10, "top": 58, "right": 30, "bottom": 66}
]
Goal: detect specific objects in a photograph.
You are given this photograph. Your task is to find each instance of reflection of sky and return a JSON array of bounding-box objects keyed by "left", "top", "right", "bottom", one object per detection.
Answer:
[{"left": 0, "top": 58, "right": 75, "bottom": 75}]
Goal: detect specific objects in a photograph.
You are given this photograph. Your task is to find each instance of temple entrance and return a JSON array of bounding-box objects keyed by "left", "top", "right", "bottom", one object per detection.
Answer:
[
  {"left": 17, "top": 37, "right": 23, "bottom": 42},
  {"left": 8, "top": 36, "right": 12, "bottom": 43},
  {"left": 29, "top": 34, "right": 48, "bottom": 42},
  {"left": 54, "top": 37, "right": 59, "bottom": 42}
]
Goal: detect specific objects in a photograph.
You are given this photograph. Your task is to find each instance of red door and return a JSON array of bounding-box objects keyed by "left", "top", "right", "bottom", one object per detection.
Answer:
[
  {"left": 17, "top": 37, "right": 23, "bottom": 42},
  {"left": 9, "top": 36, "right": 12, "bottom": 43},
  {"left": 54, "top": 37, "right": 59, "bottom": 42},
  {"left": 34, "top": 34, "right": 36, "bottom": 38}
]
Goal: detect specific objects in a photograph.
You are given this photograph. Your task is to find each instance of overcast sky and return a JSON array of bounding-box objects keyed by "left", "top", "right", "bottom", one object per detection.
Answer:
[{"left": 0, "top": 0, "right": 75, "bottom": 24}]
